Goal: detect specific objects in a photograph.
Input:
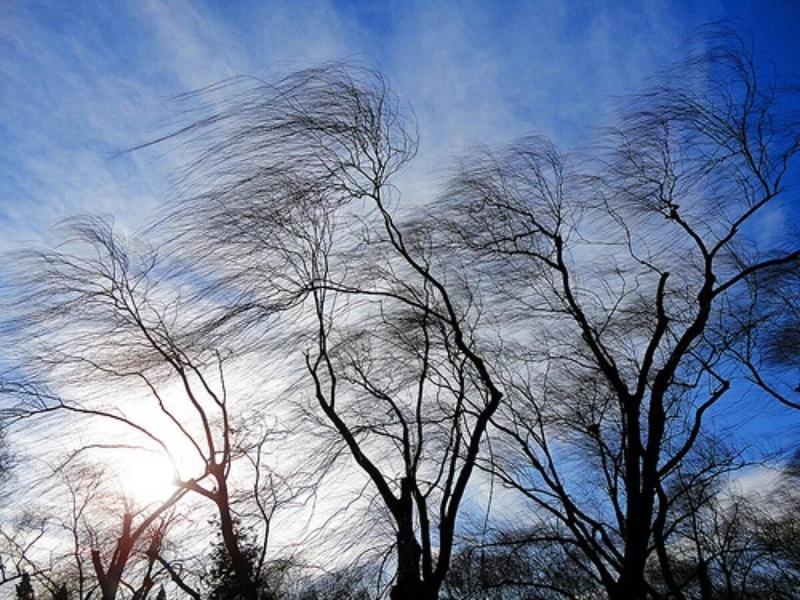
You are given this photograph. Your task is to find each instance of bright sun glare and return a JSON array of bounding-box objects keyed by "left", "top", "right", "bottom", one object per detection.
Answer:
[{"left": 116, "top": 450, "right": 178, "bottom": 507}]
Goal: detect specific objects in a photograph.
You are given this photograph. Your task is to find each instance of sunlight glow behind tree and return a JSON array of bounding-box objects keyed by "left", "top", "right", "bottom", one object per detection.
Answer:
[{"left": 0, "top": 13, "right": 798, "bottom": 600}]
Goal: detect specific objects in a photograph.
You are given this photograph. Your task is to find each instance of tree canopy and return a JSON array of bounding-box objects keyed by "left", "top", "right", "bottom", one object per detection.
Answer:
[{"left": 1, "top": 25, "right": 799, "bottom": 600}]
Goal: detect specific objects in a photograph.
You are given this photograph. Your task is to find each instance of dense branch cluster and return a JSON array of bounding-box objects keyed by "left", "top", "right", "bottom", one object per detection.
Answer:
[{"left": 1, "top": 27, "right": 799, "bottom": 600}]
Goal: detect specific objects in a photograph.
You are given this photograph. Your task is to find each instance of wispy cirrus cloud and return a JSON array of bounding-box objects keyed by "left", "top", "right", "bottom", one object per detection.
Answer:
[{"left": 0, "top": 0, "right": 795, "bottom": 246}]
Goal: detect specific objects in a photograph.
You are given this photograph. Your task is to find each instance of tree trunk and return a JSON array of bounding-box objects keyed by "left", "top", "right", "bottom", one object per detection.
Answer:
[
  {"left": 215, "top": 471, "right": 259, "bottom": 600},
  {"left": 390, "top": 477, "right": 440, "bottom": 600},
  {"left": 92, "top": 513, "right": 135, "bottom": 600}
]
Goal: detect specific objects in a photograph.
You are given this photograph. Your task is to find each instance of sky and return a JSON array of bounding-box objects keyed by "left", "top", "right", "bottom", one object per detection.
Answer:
[
  {"left": 0, "top": 0, "right": 796, "bottom": 464},
  {"left": 1, "top": 0, "right": 799, "bottom": 580},
  {"left": 1, "top": 0, "right": 799, "bottom": 248}
]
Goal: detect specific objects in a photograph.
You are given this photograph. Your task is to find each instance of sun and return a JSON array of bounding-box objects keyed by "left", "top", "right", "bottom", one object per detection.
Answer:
[{"left": 116, "top": 449, "right": 179, "bottom": 507}]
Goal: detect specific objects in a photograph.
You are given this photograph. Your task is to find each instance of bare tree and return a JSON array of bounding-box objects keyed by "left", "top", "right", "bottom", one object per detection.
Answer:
[
  {"left": 2, "top": 23, "right": 797, "bottom": 600},
  {"left": 156, "top": 62, "right": 505, "bottom": 599},
  {"left": 443, "top": 526, "right": 603, "bottom": 600},
  {"left": 3, "top": 217, "right": 289, "bottom": 599},
  {"left": 431, "top": 27, "right": 799, "bottom": 600},
  {"left": 658, "top": 463, "right": 800, "bottom": 600},
  {"left": 0, "top": 516, "right": 50, "bottom": 596},
  {"left": 38, "top": 462, "right": 160, "bottom": 600}
]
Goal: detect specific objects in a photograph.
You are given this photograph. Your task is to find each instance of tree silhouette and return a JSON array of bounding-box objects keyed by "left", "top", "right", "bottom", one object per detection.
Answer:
[
  {"left": 433, "top": 27, "right": 799, "bottom": 600},
  {"left": 3, "top": 218, "right": 288, "bottom": 599},
  {"left": 1, "top": 23, "right": 798, "bottom": 600},
  {"left": 159, "top": 63, "right": 504, "bottom": 599}
]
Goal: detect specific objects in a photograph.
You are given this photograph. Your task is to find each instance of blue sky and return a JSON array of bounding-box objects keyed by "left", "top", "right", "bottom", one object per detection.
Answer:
[
  {"left": 1, "top": 1, "right": 799, "bottom": 460},
  {"left": 1, "top": 0, "right": 798, "bottom": 246},
  {"left": 0, "top": 0, "right": 799, "bottom": 573}
]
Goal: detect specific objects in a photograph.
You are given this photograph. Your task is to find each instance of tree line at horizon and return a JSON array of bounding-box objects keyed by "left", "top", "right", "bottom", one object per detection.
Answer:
[{"left": 1, "top": 24, "right": 799, "bottom": 600}]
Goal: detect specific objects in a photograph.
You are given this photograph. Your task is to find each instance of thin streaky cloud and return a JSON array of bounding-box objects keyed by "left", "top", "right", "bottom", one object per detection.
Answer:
[{"left": 2, "top": 1, "right": 796, "bottom": 247}]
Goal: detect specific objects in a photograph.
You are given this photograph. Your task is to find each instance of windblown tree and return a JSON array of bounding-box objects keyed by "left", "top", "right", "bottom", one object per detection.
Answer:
[
  {"left": 158, "top": 64, "right": 504, "bottom": 599},
  {"left": 429, "top": 28, "right": 800, "bottom": 600},
  {"left": 1, "top": 23, "right": 797, "bottom": 600},
  {"left": 443, "top": 526, "right": 602, "bottom": 599},
  {"left": 672, "top": 473, "right": 800, "bottom": 599},
  {"left": 633, "top": 448, "right": 800, "bottom": 600},
  {"left": 3, "top": 460, "right": 168, "bottom": 600},
  {"left": 0, "top": 516, "right": 49, "bottom": 596},
  {"left": 3, "top": 218, "right": 287, "bottom": 599},
  {"left": 143, "top": 28, "right": 799, "bottom": 598}
]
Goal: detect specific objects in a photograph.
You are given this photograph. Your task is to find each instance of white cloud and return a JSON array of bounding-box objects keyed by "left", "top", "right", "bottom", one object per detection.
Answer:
[{"left": 0, "top": 0, "right": 750, "bottom": 247}]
